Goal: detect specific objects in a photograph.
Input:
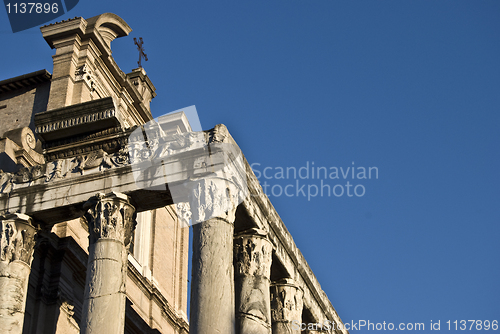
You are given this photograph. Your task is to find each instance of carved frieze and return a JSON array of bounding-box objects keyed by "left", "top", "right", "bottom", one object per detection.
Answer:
[
  {"left": 0, "top": 213, "right": 36, "bottom": 265},
  {"left": 0, "top": 170, "right": 12, "bottom": 194},
  {"left": 0, "top": 148, "right": 131, "bottom": 195},
  {"left": 0, "top": 125, "right": 244, "bottom": 206}
]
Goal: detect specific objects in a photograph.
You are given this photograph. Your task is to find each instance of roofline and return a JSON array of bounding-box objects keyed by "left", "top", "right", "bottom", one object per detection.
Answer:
[{"left": 0, "top": 69, "right": 52, "bottom": 94}]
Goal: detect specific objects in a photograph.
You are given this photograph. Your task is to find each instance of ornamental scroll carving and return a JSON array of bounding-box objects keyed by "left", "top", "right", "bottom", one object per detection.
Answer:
[
  {"left": 0, "top": 213, "right": 36, "bottom": 265},
  {"left": 83, "top": 193, "right": 136, "bottom": 246}
]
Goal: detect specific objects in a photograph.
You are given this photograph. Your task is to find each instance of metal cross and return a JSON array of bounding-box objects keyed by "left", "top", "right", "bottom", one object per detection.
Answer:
[{"left": 133, "top": 37, "right": 148, "bottom": 68}]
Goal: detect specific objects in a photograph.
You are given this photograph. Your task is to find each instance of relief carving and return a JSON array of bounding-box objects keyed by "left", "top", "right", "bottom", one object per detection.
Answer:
[
  {"left": 234, "top": 230, "right": 273, "bottom": 278},
  {"left": 46, "top": 159, "right": 68, "bottom": 182},
  {"left": 83, "top": 192, "right": 136, "bottom": 246},
  {"left": 190, "top": 178, "right": 240, "bottom": 223},
  {"left": 72, "top": 149, "right": 111, "bottom": 174},
  {"left": 270, "top": 279, "right": 304, "bottom": 323},
  {"left": 176, "top": 202, "right": 192, "bottom": 227},
  {"left": 0, "top": 170, "right": 13, "bottom": 194},
  {"left": 0, "top": 213, "right": 36, "bottom": 265},
  {"left": 0, "top": 126, "right": 244, "bottom": 203},
  {"left": 234, "top": 229, "right": 274, "bottom": 328}
]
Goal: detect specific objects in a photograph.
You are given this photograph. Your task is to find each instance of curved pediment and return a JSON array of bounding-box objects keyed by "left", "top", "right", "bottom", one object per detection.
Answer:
[{"left": 86, "top": 13, "right": 132, "bottom": 49}]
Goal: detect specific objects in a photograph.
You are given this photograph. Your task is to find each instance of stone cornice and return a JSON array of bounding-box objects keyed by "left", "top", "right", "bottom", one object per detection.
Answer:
[{"left": 34, "top": 97, "right": 122, "bottom": 142}]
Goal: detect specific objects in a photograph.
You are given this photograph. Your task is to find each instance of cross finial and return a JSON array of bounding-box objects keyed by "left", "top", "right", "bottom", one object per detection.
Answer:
[{"left": 133, "top": 37, "right": 148, "bottom": 68}]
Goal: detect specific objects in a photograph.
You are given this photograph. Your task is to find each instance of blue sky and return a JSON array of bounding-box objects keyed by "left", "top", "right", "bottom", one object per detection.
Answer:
[{"left": 1, "top": 1, "right": 499, "bottom": 332}]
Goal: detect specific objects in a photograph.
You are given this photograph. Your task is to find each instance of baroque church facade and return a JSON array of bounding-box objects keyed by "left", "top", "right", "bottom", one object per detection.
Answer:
[{"left": 0, "top": 13, "right": 348, "bottom": 334}]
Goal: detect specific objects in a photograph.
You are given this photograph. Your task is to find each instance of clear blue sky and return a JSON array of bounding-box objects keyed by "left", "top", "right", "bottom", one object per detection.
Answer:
[{"left": 1, "top": 1, "right": 499, "bottom": 332}]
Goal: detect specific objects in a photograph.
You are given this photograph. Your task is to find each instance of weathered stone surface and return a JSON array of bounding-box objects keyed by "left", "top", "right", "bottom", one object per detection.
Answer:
[
  {"left": 80, "top": 192, "right": 136, "bottom": 334},
  {"left": 190, "top": 214, "right": 235, "bottom": 334},
  {"left": 234, "top": 229, "right": 273, "bottom": 334},
  {"left": 189, "top": 177, "right": 238, "bottom": 334},
  {"left": 0, "top": 213, "right": 36, "bottom": 334},
  {"left": 270, "top": 279, "right": 304, "bottom": 334},
  {"left": 0, "top": 119, "right": 350, "bottom": 334},
  {"left": 0, "top": 125, "right": 244, "bottom": 223}
]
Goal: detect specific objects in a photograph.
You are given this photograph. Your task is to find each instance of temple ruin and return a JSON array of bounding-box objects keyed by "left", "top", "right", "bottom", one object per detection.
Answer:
[{"left": 0, "top": 13, "right": 348, "bottom": 334}]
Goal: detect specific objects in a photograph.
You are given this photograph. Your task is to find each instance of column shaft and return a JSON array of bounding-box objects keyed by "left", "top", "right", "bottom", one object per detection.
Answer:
[
  {"left": 234, "top": 229, "right": 273, "bottom": 334},
  {"left": 0, "top": 213, "right": 36, "bottom": 334},
  {"left": 190, "top": 216, "right": 235, "bottom": 334},
  {"left": 80, "top": 192, "right": 136, "bottom": 334}
]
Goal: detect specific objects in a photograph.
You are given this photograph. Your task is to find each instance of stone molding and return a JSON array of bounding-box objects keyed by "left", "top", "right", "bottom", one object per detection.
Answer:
[
  {"left": 35, "top": 108, "right": 117, "bottom": 135},
  {"left": 0, "top": 213, "right": 36, "bottom": 265},
  {"left": 0, "top": 148, "right": 130, "bottom": 198},
  {"left": 34, "top": 97, "right": 122, "bottom": 143}
]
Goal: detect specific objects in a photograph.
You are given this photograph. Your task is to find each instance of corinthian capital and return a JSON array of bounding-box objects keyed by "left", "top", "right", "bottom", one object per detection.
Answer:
[
  {"left": 0, "top": 213, "right": 36, "bottom": 265},
  {"left": 271, "top": 279, "right": 304, "bottom": 323},
  {"left": 234, "top": 229, "right": 273, "bottom": 278},
  {"left": 188, "top": 177, "right": 242, "bottom": 223},
  {"left": 83, "top": 192, "right": 136, "bottom": 246}
]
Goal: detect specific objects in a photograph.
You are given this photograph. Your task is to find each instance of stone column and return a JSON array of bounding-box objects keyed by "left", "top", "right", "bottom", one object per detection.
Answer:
[
  {"left": 189, "top": 178, "right": 238, "bottom": 334},
  {"left": 270, "top": 279, "right": 304, "bottom": 334},
  {"left": 0, "top": 213, "right": 36, "bottom": 334},
  {"left": 80, "top": 192, "right": 136, "bottom": 334},
  {"left": 234, "top": 229, "right": 273, "bottom": 334}
]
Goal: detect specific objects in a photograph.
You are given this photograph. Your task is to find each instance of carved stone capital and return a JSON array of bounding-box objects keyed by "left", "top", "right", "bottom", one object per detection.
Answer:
[
  {"left": 270, "top": 279, "right": 304, "bottom": 323},
  {"left": 234, "top": 229, "right": 273, "bottom": 278},
  {"left": 188, "top": 177, "right": 240, "bottom": 223},
  {"left": 83, "top": 192, "right": 136, "bottom": 246},
  {"left": 0, "top": 213, "right": 36, "bottom": 265}
]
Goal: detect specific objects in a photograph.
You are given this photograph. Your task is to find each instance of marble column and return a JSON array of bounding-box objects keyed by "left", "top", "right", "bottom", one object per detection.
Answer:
[
  {"left": 80, "top": 192, "right": 136, "bottom": 334},
  {"left": 234, "top": 229, "right": 273, "bottom": 334},
  {"left": 270, "top": 279, "right": 304, "bottom": 334},
  {"left": 0, "top": 213, "right": 36, "bottom": 334},
  {"left": 189, "top": 178, "right": 238, "bottom": 334}
]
